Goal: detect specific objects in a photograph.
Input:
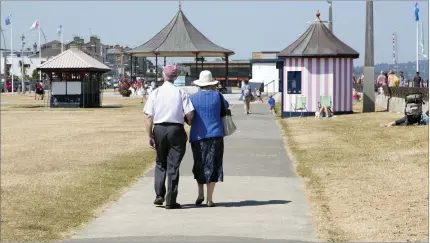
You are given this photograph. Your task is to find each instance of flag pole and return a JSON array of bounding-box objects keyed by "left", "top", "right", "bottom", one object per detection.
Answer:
[
  {"left": 38, "top": 24, "right": 41, "bottom": 81},
  {"left": 416, "top": 20, "right": 419, "bottom": 72},
  {"left": 61, "top": 29, "right": 64, "bottom": 53},
  {"left": 11, "top": 19, "right": 14, "bottom": 93}
]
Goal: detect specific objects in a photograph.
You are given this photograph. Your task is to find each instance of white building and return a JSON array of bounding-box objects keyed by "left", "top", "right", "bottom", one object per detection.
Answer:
[
  {"left": 1, "top": 41, "right": 62, "bottom": 79},
  {"left": 250, "top": 52, "right": 281, "bottom": 93}
]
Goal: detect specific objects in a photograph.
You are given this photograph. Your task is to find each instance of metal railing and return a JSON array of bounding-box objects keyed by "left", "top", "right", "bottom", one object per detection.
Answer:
[{"left": 263, "top": 80, "right": 277, "bottom": 96}]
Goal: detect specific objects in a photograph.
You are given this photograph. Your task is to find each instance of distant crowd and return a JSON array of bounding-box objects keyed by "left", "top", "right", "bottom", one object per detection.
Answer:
[{"left": 353, "top": 71, "right": 428, "bottom": 88}]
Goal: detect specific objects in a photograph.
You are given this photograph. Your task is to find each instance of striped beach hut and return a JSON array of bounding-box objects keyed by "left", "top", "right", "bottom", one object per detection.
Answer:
[{"left": 277, "top": 12, "right": 359, "bottom": 118}]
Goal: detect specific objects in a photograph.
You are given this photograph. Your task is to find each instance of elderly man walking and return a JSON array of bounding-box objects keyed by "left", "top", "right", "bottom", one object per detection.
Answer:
[{"left": 143, "top": 65, "right": 194, "bottom": 209}]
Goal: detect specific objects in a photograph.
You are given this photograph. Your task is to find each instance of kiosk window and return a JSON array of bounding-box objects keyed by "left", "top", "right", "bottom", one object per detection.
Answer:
[{"left": 287, "top": 71, "right": 302, "bottom": 94}]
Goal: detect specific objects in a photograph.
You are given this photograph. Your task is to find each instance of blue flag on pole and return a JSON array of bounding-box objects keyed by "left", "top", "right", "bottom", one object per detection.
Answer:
[
  {"left": 4, "top": 15, "right": 11, "bottom": 25},
  {"left": 57, "top": 25, "right": 62, "bottom": 35},
  {"left": 415, "top": 2, "right": 419, "bottom": 21}
]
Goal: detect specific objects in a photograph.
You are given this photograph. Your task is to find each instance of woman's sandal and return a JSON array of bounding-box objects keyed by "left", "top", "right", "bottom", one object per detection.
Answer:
[
  {"left": 195, "top": 197, "right": 205, "bottom": 205},
  {"left": 207, "top": 201, "right": 216, "bottom": 207}
]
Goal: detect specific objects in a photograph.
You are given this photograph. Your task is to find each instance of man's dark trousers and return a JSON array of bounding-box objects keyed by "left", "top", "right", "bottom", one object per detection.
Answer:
[{"left": 153, "top": 123, "right": 187, "bottom": 206}]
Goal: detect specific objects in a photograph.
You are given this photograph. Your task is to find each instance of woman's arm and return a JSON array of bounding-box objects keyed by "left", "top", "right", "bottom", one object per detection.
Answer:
[{"left": 219, "top": 93, "right": 229, "bottom": 109}]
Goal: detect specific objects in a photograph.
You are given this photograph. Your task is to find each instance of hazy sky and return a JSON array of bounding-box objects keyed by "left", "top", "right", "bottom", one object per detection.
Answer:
[{"left": 0, "top": 0, "right": 428, "bottom": 66}]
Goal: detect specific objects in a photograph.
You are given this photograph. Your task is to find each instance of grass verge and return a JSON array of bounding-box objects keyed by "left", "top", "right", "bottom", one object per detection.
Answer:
[
  {"left": 1, "top": 93, "right": 155, "bottom": 241},
  {"left": 277, "top": 101, "right": 428, "bottom": 241},
  {"left": 1, "top": 150, "right": 155, "bottom": 241}
]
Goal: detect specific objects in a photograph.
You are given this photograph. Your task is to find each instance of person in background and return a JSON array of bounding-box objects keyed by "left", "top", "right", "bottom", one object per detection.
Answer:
[
  {"left": 151, "top": 79, "right": 157, "bottom": 90},
  {"left": 384, "top": 72, "right": 389, "bottom": 86},
  {"left": 359, "top": 73, "right": 364, "bottom": 84},
  {"left": 414, "top": 72, "right": 422, "bottom": 88},
  {"left": 143, "top": 65, "right": 194, "bottom": 210},
  {"left": 423, "top": 78, "right": 428, "bottom": 88},
  {"left": 384, "top": 111, "right": 429, "bottom": 127},
  {"left": 268, "top": 95, "right": 276, "bottom": 116},
  {"left": 377, "top": 71, "right": 387, "bottom": 87},
  {"left": 239, "top": 79, "right": 245, "bottom": 101},
  {"left": 352, "top": 88, "right": 360, "bottom": 100},
  {"left": 255, "top": 88, "right": 263, "bottom": 103},
  {"left": 315, "top": 105, "right": 334, "bottom": 119},
  {"left": 35, "top": 80, "right": 44, "bottom": 100},
  {"left": 5, "top": 81, "right": 11, "bottom": 93},
  {"left": 241, "top": 80, "right": 253, "bottom": 114},
  {"left": 388, "top": 70, "right": 399, "bottom": 87},
  {"left": 399, "top": 71, "right": 406, "bottom": 87}
]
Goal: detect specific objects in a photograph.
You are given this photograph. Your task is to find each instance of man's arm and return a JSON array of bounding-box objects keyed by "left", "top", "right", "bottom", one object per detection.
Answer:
[
  {"left": 185, "top": 111, "right": 194, "bottom": 126},
  {"left": 143, "top": 92, "right": 156, "bottom": 148},
  {"left": 182, "top": 92, "right": 195, "bottom": 125},
  {"left": 146, "top": 115, "right": 154, "bottom": 139}
]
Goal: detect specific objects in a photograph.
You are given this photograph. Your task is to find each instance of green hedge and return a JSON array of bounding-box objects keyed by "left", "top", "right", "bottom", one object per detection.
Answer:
[{"left": 382, "top": 87, "right": 429, "bottom": 100}]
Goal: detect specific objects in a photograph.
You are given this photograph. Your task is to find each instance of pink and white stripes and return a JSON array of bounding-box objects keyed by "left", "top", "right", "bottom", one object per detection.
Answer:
[{"left": 283, "top": 57, "right": 353, "bottom": 113}]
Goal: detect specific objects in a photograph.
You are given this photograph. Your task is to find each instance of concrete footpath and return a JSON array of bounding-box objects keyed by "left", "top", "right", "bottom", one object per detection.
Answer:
[{"left": 67, "top": 102, "right": 316, "bottom": 243}]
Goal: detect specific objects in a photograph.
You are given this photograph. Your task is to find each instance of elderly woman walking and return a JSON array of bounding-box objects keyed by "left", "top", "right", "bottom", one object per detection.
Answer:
[{"left": 190, "top": 70, "right": 229, "bottom": 207}]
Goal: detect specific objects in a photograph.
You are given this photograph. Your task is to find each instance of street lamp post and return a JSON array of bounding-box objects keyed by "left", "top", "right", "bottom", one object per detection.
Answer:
[
  {"left": 20, "top": 33, "right": 25, "bottom": 94},
  {"left": 363, "top": 0, "right": 375, "bottom": 112}
]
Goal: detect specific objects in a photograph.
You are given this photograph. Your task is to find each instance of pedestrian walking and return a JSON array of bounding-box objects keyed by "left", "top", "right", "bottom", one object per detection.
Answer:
[
  {"left": 268, "top": 95, "right": 276, "bottom": 116},
  {"left": 388, "top": 70, "right": 399, "bottom": 87},
  {"left": 189, "top": 70, "right": 229, "bottom": 207},
  {"left": 143, "top": 65, "right": 195, "bottom": 209},
  {"left": 377, "top": 71, "right": 387, "bottom": 87},
  {"left": 255, "top": 88, "right": 263, "bottom": 103},
  {"left": 399, "top": 71, "right": 406, "bottom": 87},
  {"left": 242, "top": 80, "right": 253, "bottom": 114},
  {"left": 414, "top": 72, "right": 423, "bottom": 87}
]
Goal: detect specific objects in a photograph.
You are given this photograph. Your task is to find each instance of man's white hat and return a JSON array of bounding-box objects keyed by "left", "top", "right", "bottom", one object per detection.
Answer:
[{"left": 193, "top": 70, "right": 219, "bottom": 87}]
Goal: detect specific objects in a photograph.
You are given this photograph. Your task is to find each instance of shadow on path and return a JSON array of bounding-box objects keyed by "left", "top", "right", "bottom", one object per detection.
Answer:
[{"left": 172, "top": 200, "right": 291, "bottom": 209}]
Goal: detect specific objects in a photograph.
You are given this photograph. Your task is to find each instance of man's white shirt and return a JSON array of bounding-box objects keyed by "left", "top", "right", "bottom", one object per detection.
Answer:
[{"left": 143, "top": 82, "right": 194, "bottom": 124}]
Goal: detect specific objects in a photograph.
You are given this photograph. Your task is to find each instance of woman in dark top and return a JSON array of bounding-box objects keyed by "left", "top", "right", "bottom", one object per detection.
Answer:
[{"left": 189, "top": 70, "right": 229, "bottom": 207}]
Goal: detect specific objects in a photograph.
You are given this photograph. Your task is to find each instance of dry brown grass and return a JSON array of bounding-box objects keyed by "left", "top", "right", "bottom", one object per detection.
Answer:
[
  {"left": 277, "top": 101, "right": 429, "bottom": 242},
  {"left": 1, "top": 93, "right": 155, "bottom": 241}
]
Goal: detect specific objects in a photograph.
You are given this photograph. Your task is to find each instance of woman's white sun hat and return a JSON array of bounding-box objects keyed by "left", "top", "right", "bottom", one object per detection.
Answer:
[{"left": 193, "top": 70, "right": 219, "bottom": 87}]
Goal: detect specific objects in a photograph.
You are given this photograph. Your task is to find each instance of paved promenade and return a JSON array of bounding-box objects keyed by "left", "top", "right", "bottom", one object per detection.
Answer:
[{"left": 68, "top": 102, "right": 315, "bottom": 243}]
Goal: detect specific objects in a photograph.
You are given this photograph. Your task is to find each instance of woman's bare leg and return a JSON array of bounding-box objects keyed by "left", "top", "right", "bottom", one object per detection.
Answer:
[
  {"left": 207, "top": 182, "right": 216, "bottom": 206},
  {"left": 246, "top": 100, "right": 251, "bottom": 114},
  {"left": 322, "top": 106, "right": 328, "bottom": 114},
  {"left": 244, "top": 100, "right": 249, "bottom": 114}
]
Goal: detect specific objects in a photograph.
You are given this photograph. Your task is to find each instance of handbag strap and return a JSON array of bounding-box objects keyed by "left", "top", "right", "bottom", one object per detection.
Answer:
[{"left": 218, "top": 92, "right": 227, "bottom": 117}]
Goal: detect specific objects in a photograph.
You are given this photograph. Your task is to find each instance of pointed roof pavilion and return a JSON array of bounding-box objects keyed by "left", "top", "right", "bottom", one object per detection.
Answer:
[
  {"left": 127, "top": 9, "right": 234, "bottom": 57},
  {"left": 38, "top": 48, "right": 111, "bottom": 72},
  {"left": 278, "top": 11, "right": 359, "bottom": 59}
]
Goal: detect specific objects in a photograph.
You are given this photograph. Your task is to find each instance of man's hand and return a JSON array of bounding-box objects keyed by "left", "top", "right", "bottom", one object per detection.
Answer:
[
  {"left": 146, "top": 115, "right": 155, "bottom": 149},
  {"left": 149, "top": 137, "right": 156, "bottom": 150}
]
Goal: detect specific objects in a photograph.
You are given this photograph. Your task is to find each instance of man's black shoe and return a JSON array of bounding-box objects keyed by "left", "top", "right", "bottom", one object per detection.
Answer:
[
  {"left": 153, "top": 197, "right": 164, "bottom": 205},
  {"left": 165, "top": 203, "right": 181, "bottom": 209}
]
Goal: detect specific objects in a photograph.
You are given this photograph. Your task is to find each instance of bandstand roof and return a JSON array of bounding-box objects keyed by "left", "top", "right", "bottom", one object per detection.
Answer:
[
  {"left": 38, "top": 48, "right": 111, "bottom": 72},
  {"left": 127, "top": 9, "right": 234, "bottom": 57},
  {"left": 278, "top": 12, "right": 359, "bottom": 59}
]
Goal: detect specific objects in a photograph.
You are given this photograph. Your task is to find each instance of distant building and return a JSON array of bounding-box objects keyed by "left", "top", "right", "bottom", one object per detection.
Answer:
[
  {"left": 104, "top": 45, "right": 151, "bottom": 79},
  {"left": 177, "top": 59, "right": 251, "bottom": 87},
  {"left": 1, "top": 40, "right": 62, "bottom": 79},
  {"left": 0, "top": 35, "right": 157, "bottom": 81},
  {"left": 251, "top": 52, "right": 282, "bottom": 93}
]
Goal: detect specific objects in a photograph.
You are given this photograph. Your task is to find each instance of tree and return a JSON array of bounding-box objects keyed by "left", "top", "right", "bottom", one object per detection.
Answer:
[{"left": 32, "top": 69, "right": 38, "bottom": 80}]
